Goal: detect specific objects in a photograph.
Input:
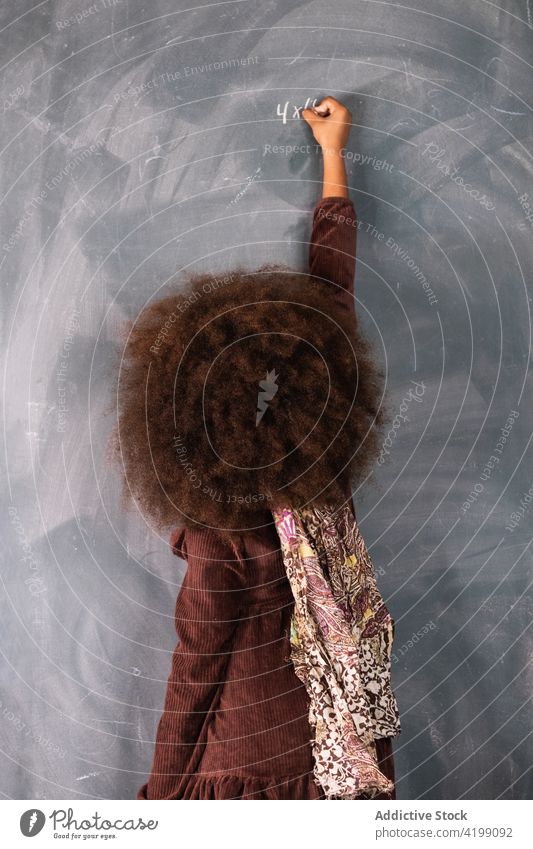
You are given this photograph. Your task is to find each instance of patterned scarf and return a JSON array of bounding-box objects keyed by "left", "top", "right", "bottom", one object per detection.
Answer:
[{"left": 271, "top": 501, "right": 401, "bottom": 800}]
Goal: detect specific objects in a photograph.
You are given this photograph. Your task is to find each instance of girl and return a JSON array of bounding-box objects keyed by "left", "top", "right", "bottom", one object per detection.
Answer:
[{"left": 113, "top": 96, "right": 401, "bottom": 800}]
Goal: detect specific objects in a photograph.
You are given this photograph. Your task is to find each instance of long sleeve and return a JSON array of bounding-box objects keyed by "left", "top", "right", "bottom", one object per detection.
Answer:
[
  {"left": 308, "top": 195, "right": 358, "bottom": 324},
  {"left": 309, "top": 196, "right": 359, "bottom": 523},
  {"left": 137, "top": 530, "right": 247, "bottom": 799}
]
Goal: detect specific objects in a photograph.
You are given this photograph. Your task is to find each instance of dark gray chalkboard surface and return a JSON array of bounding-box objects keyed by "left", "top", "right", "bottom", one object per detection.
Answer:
[{"left": 1, "top": 0, "right": 532, "bottom": 801}]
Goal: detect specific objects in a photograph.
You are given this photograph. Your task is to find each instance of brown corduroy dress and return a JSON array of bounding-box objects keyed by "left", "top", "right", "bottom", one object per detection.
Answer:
[{"left": 136, "top": 196, "right": 397, "bottom": 800}]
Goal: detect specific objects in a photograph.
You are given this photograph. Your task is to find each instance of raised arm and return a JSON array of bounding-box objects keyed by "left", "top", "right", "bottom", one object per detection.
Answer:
[
  {"left": 302, "top": 97, "right": 357, "bottom": 322},
  {"left": 137, "top": 530, "right": 246, "bottom": 800}
]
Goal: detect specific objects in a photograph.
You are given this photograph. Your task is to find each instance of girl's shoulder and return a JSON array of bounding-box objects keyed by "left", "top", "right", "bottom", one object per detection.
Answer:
[
  {"left": 169, "top": 526, "right": 251, "bottom": 591},
  {"left": 169, "top": 526, "right": 244, "bottom": 563}
]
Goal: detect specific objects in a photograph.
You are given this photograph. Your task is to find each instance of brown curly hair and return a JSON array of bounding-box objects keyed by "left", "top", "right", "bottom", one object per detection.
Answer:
[{"left": 109, "top": 264, "right": 389, "bottom": 545}]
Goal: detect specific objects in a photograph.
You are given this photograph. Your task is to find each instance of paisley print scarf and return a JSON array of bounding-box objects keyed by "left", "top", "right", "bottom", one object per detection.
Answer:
[{"left": 271, "top": 501, "right": 401, "bottom": 799}]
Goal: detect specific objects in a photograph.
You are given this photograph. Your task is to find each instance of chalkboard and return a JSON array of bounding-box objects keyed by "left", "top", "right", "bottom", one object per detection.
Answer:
[{"left": 1, "top": 0, "right": 532, "bottom": 801}]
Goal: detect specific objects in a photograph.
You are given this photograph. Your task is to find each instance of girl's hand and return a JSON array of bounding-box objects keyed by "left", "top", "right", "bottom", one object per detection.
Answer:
[{"left": 302, "top": 96, "right": 352, "bottom": 154}]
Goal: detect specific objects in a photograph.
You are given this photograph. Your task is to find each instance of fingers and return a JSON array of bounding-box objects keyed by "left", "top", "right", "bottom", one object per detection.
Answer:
[
  {"left": 301, "top": 95, "right": 352, "bottom": 152},
  {"left": 314, "top": 96, "right": 351, "bottom": 120},
  {"left": 312, "top": 102, "right": 330, "bottom": 116},
  {"left": 301, "top": 103, "right": 330, "bottom": 126},
  {"left": 301, "top": 107, "right": 320, "bottom": 126}
]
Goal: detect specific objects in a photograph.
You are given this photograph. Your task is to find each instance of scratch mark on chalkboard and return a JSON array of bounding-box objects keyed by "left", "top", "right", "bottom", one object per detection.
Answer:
[
  {"left": 388, "top": 116, "right": 419, "bottom": 136},
  {"left": 145, "top": 152, "right": 165, "bottom": 164},
  {"left": 490, "top": 106, "right": 526, "bottom": 115},
  {"left": 107, "top": 8, "right": 123, "bottom": 62},
  {"left": 286, "top": 49, "right": 304, "bottom": 66},
  {"left": 527, "top": 0, "right": 532, "bottom": 28},
  {"left": 76, "top": 771, "right": 102, "bottom": 781},
  {"left": 69, "top": 177, "right": 94, "bottom": 214},
  {"left": 429, "top": 722, "right": 445, "bottom": 747},
  {"left": 22, "top": 112, "right": 51, "bottom": 136},
  {"left": 454, "top": 121, "right": 475, "bottom": 132},
  {"left": 402, "top": 59, "right": 413, "bottom": 91},
  {"left": 226, "top": 166, "right": 262, "bottom": 207}
]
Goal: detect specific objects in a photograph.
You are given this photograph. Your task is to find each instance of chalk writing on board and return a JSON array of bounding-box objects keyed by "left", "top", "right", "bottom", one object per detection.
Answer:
[{"left": 276, "top": 97, "right": 318, "bottom": 125}]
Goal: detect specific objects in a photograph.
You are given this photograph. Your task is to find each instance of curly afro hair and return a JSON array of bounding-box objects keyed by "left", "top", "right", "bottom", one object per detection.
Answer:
[{"left": 109, "top": 264, "right": 389, "bottom": 545}]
